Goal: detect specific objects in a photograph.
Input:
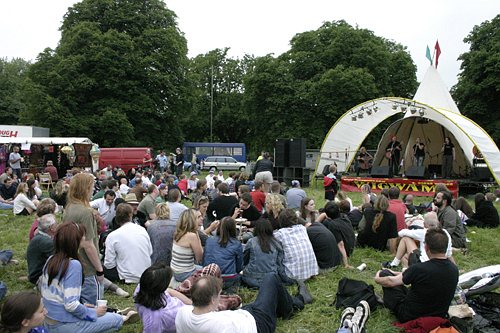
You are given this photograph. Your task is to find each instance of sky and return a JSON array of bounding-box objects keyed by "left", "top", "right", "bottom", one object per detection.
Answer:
[{"left": 0, "top": 0, "right": 498, "bottom": 89}]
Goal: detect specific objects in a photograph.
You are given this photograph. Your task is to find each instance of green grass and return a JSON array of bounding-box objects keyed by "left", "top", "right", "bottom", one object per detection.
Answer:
[{"left": 0, "top": 180, "right": 499, "bottom": 333}]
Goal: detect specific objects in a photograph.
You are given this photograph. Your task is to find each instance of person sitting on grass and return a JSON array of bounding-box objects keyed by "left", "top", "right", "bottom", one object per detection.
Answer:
[
  {"left": 40, "top": 222, "right": 137, "bottom": 333},
  {"left": 175, "top": 274, "right": 305, "bottom": 333},
  {"left": 242, "top": 219, "right": 294, "bottom": 288},
  {"left": 300, "top": 197, "right": 318, "bottom": 224},
  {"left": 381, "top": 212, "right": 453, "bottom": 269},
  {"left": 466, "top": 192, "right": 499, "bottom": 228},
  {"left": 134, "top": 263, "right": 192, "bottom": 333},
  {"left": 374, "top": 228, "right": 458, "bottom": 323},
  {"left": 0, "top": 291, "right": 48, "bottom": 333},
  {"left": 357, "top": 195, "right": 398, "bottom": 253},
  {"left": 203, "top": 217, "right": 243, "bottom": 290},
  {"left": 13, "top": 182, "right": 38, "bottom": 216},
  {"left": 28, "top": 198, "right": 57, "bottom": 241},
  {"left": 26, "top": 214, "right": 57, "bottom": 285}
]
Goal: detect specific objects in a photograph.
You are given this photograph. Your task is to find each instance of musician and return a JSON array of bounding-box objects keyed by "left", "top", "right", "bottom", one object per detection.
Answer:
[
  {"left": 441, "top": 137, "right": 455, "bottom": 178},
  {"left": 386, "top": 135, "right": 402, "bottom": 177},
  {"left": 356, "top": 147, "right": 373, "bottom": 176},
  {"left": 412, "top": 138, "right": 426, "bottom": 167}
]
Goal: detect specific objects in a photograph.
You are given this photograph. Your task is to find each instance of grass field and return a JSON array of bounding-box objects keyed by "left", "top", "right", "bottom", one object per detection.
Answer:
[{"left": 0, "top": 182, "right": 499, "bottom": 333}]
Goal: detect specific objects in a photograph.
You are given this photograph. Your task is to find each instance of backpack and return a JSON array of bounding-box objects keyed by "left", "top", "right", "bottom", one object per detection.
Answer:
[{"left": 333, "top": 278, "right": 379, "bottom": 311}]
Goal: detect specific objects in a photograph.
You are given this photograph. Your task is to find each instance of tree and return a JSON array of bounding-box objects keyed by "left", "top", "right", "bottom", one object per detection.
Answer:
[
  {"left": 453, "top": 14, "right": 500, "bottom": 145},
  {"left": 243, "top": 21, "right": 417, "bottom": 153},
  {"left": 0, "top": 58, "right": 30, "bottom": 124},
  {"left": 20, "top": 0, "right": 189, "bottom": 148}
]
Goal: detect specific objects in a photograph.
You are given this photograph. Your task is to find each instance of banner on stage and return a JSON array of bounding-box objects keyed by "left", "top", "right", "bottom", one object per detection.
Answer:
[{"left": 341, "top": 177, "right": 458, "bottom": 198}]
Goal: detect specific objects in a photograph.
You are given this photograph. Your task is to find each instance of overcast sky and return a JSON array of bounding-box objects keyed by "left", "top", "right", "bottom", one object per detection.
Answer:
[{"left": 0, "top": 0, "right": 498, "bottom": 89}]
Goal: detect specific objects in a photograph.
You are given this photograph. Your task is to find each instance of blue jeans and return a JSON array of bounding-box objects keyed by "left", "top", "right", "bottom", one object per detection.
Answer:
[
  {"left": 243, "top": 273, "right": 297, "bottom": 333},
  {"left": 0, "top": 202, "right": 13, "bottom": 210},
  {"left": 80, "top": 276, "right": 104, "bottom": 306},
  {"left": 0, "top": 250, "right": 13, "bottom": 264},
  {"left": 44, "top": 312, "right": 123, "bottom": 333}
]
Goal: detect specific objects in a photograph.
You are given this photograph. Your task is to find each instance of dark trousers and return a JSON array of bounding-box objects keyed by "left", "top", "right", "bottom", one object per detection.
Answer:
[
  {"left": 103, "top": 266, "right": 121, "bottom": 282},
  {"left": 442, "top": 155, "right": 453, "bottom": 178},
  {"left": 389, "top": 156, "right": 400, "bottom": 177},
  {"left": 379, "top": 269, "right": 412, "bottom": 323},
  {"left": 243, "top": 273, "right": 297, "bottom": 333}
]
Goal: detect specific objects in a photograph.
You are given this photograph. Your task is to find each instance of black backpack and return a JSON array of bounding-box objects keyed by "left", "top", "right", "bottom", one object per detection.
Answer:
[{"left": 333, "top": 277, "right": 379, "bottom": 311}]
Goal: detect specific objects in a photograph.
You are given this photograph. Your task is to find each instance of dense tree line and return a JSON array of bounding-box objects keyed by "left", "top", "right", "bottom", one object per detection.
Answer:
[{"left": 1, "top": 0, "right": 495, "bottom": 156}]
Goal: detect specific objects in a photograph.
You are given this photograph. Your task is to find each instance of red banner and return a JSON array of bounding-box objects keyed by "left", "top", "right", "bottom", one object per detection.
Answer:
[{"left": 341, "top": 177, "right": 458, "bottom": 198}]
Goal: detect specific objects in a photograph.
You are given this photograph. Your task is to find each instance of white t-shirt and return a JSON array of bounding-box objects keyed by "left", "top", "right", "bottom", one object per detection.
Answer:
[
  {"left": 175, "top": 305, "right": 257, "bottom": 333},
  {"left": 167, "top": 201, "right": 188, "bottom": 223},
  {"left": 104, "top": 222, "right": 152, "bottom": 283},
  {"left": 398, "top": 227, "right": 452, "bottom": 262}
]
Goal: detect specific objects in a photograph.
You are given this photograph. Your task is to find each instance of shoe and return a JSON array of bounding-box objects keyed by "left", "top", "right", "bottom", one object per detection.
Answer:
[
  {"left": 123, "top": 310, "right": 139, "bottom": 325},
  {"left": 339, "top": 307, "right": 355, "bottom": 329},
  {"left": 297, "top": 280, "right": 313, "bottom": 304},
  {"left": 118, "top": 307, "right": 135, "bottom": 315},
  {"left": 381, "top": 261, "right": 397, "bottom": 269},
  {"left": 114, "top": 287, "right": 130, "bottom": 298},
  {"left": 351, "top": 300, "right": 370, "bottom": 333}
]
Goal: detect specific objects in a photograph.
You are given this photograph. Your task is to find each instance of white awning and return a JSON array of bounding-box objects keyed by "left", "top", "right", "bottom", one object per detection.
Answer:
[{"left": 0, "top": 137, "right": 93, "bottom": 145}]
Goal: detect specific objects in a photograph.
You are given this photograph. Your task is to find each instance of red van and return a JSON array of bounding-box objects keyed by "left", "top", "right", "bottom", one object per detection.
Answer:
[{"left": 98, "top": 147, "right": 152, "bottom": 173}]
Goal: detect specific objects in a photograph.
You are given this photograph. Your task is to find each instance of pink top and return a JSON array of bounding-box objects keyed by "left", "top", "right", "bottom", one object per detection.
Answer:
[{"left": 388, "top": 199, "right": 407, "bottom": 232}]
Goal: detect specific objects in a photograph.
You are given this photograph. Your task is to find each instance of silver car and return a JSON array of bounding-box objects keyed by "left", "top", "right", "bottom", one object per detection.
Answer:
[{"left": 201, "top": 156, "right": 246, "bottom": 171}]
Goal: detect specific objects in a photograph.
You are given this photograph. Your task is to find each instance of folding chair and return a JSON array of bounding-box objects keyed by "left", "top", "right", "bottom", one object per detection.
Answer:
[{"left": 38, "top": 173, "right": 54, "bottom": 191}]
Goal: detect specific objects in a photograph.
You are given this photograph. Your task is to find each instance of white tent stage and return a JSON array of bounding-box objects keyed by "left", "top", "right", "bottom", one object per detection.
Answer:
[{"left": 316, "top": 66, "right": 500, "bottom": 185}]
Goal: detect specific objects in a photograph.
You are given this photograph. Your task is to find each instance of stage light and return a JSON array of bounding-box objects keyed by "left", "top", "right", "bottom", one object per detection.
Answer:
[
  {"left": 357, "top": 112, "right": 364, "bottom": 119},
  {"left": 401, "top": 105, "right": 407, "bottom": 112},
  {"left": 352, "top": 115, "right": 357, "bottom": 121},
  {"left": 392, "top": 103, "right": 398, "bottom": 110},
  {"left": 410, "top": 107, "right": 417, "bottom": 114},
  {"left": 419, "top": 109, "right": 425, "bottom": 116},
  {"left": 366, "top": 108, "right": 372, "bottom": 115},
  {"left": 373, "top": 106, "right": 378, "bottom": 112}
]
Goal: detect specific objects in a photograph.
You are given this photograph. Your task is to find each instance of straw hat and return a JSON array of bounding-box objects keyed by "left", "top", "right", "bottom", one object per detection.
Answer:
[{"left": 124, "top": 193, "right": 139, "bottom": 205}]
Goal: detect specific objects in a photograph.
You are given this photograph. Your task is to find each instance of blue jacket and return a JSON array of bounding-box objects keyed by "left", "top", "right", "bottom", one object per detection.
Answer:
[
  {"left": 241, "top": 237, "right": 292, "bottom": 288},
  {"left": 203, "top": 236, "right": 243, "bottom": 276}
]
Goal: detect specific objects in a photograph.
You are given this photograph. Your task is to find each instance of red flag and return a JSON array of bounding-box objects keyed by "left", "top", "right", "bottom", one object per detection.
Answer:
[{"left": 435, "top": 40, "right": 441, "bottom": 68}]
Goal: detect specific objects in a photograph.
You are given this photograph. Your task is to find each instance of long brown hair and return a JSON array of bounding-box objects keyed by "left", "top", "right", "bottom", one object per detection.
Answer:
[
  {"left": 217, "top": 217, "right": 237, "bottom": 247},
  {"left": 67, "top": 173, "right": 94, "bottom": 207},
  {"left": 45, "top": 222, "right": 86, "bottom": 286},
  {"left": 372, "top": 195, "right": 389, "bottom": 232},
  {"left": 0, "top": 292, "right": 41, "bottom": 333}
]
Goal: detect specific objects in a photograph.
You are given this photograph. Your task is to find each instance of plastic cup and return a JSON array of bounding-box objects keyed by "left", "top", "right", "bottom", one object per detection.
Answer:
[
  {"left": 96, "top": 300, "right": 107, "bottom": 307},
  {"left": 357, "top": 263, "right": 367, "bottom": 271}
]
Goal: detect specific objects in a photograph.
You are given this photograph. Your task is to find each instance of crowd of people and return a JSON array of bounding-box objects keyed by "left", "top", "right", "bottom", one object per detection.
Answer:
[{"left": 0, "top": 150, "right": 498, "bottom": 333}]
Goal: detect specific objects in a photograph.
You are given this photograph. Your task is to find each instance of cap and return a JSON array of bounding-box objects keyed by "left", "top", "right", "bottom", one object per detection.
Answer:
[
  {"left": 159, "top": 183, "right": 167, "bottom": 190},
  {"left": 291, "top": 180, "right": 300, "bottom": 187},
  {"left": 190, "top": 171, "right": 197, "bottom": 176},
  {"left": 209, "top": 170, "right": 214, "bottom": 174}
]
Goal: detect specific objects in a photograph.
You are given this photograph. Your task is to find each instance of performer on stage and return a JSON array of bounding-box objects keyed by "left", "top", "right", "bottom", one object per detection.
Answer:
[
  {"left": 441, "top": 137, "right": 455, "bottom": 178},
  {"left": 412, "top": 138, "right": 425, "bottom": 167},
  {"left": 385, "top": 136, "right": 402, "bottom": 177},
  {"left": 356, "top": 147, "right": 373, "bottom": 176}
]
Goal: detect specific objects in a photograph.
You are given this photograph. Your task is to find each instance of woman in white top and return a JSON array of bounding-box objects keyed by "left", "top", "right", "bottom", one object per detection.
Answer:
[
  {"left": 170, "top": 209, "right": 203, "bottom": 282},
  {"left": 13, "top": 182, "right": 38, "bottom": 215}
]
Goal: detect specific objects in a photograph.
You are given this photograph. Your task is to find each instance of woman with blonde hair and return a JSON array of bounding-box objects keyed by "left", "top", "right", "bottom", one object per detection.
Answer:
[
  {"left": 170, "top": 209, "right": 203, "bottom": 282},
  {"left": 13, "top": 182, "right": 38, "bottom": 215},
  {"left": 50, "top": 180, "right": 69, "bottom": 207},
  {"left": 147, "top": 203, "right": 177, "bottom": 265},
  {"left": 357, "top": 195, "right": 398, "bottom": 252},
  {"left": 263, "top": 193, "right": 284, "bottom": 230},
  {"left": 63, "top": 172, "right": 104, "bottom": 306}
]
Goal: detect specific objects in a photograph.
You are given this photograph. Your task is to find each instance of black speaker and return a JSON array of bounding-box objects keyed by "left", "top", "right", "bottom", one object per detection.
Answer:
[
  {"left": 288, "top": 138, "right": 306, "bottom": 168},
  {"left": 406, "top": 166, "right": 426, "bottom": 179},
  {"left": 471, "top": 167, "right": 493, "bottom": 181},
  {"left": 275, "top": 139, "right": 289, "bottom": 167},
  {"left": 370, "top": 166, "right": 390, "bottom": 178},
  {"left": 427, "top": 164, "right": 441, "bottom": 177}
]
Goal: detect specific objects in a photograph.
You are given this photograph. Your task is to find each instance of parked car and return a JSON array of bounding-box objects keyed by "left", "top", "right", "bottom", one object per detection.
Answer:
[{"left": 201, "top": 156, "right": 246, "bottom": 171}]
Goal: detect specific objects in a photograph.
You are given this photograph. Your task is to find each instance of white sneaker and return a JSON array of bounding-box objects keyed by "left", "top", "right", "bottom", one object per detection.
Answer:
[
  {"left": 115, "top": 287, "right": 130, "bottom": 298},
  {"left": 339, "top": 307, "right": 355, "bottom": 329},
  {"left": 351, "top": 300, "right": 370, "bottom": 332}
]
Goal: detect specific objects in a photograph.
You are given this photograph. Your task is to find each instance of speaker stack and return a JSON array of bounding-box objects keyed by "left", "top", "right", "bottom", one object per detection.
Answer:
[
  {"left": 274, "top": 139, "right": 289, "bottom": 168},
  {"left": 405, "top": 166, "right": 427, "bottom": 179},
  {"left": 370, "top": 166, "right": 390, "bottom": 178}
]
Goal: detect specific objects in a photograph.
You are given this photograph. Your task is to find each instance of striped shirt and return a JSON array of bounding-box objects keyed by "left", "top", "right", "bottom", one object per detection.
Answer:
[{"left": 170, "top": 243, "right": 196, "bottom": 274}]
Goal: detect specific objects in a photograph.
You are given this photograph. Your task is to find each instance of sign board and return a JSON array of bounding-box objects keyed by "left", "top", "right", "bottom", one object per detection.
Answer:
[
  {"left": 0, "top": 125, "right": 49, "bottom": 138},
  {"left": 341, "top": 177, "right": 459, "bottom": 198}
]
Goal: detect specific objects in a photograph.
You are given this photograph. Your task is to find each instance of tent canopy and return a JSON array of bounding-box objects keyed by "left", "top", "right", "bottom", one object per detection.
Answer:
[
  {"left": 0, "top": 137, "right": 93, "bottom": 145},
  {"left": 316, "top": 66, "right": 500, "bottom": 184}
]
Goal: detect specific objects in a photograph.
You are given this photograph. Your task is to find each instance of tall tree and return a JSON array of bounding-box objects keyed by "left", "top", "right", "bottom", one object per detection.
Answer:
[
  {"left": 243, "top": 21, "right": 417, "bottom": 153},
  {"left": 453, "top": 14, "right": 500, "bottom": 144},
  {"left": 0, "top": 58, "right": 30, "bottom": 124},
  {"left": 20, "top": 0, "right": 189, "bottom": 147}
]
